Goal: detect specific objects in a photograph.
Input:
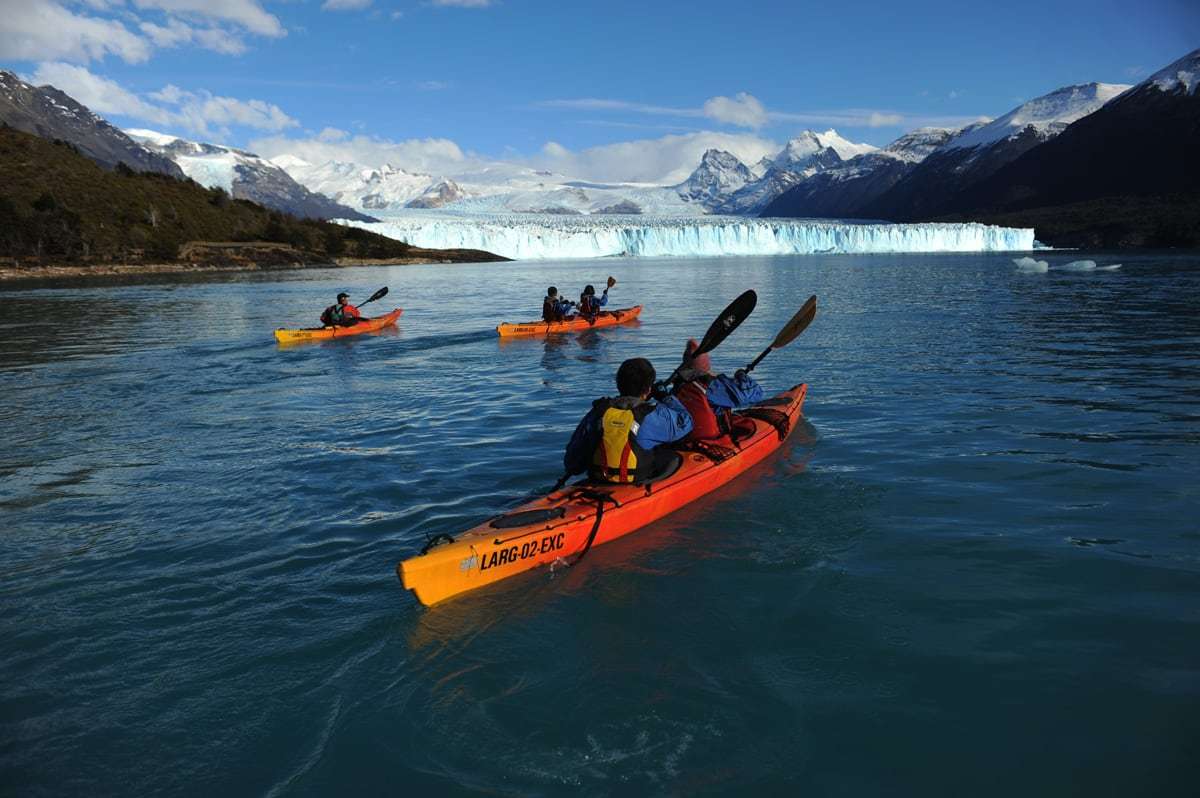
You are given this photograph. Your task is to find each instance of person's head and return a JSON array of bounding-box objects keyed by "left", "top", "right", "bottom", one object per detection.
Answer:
[
  {"left": 616, "top": 357, "right": 656, "bottom": 398},
  {"left": 547, "top": 286, "right": 558, "bottom": 298},
  {"left": 583, "top": 284, "right": 595, "bottom": 296},
  {"left": 683, "top": 338, "right": 711, "bottom": 374},
  {"left": 337, "top": 292, "right": 350, "bottom": 305}
]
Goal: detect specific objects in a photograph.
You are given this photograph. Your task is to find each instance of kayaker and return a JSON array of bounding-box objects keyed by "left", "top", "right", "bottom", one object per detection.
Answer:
[
  {"left": 577, "top": 283, "right": 608, "bottom": 321},
  {"left": 542, "top": 287, "right": 574, "bottom": 322},
  {"left": 563, "top": 357, "right": 693, "bottom": 484},
  {"left": 674, "top": 339, "right": 763, "bottom": 441},
  {"left": 320, "top": 292, "right": 362, "bottom": 327}
]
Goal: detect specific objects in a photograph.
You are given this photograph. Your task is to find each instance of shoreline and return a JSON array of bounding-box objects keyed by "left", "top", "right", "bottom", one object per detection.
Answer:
[{"left": 0, "top": 253, "right": 504, "bottom": 284}]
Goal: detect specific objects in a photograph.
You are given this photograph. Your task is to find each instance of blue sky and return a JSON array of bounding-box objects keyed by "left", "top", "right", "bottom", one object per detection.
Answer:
[{"left": 1, "top": 0, "right": 1197, "bottom": 181}]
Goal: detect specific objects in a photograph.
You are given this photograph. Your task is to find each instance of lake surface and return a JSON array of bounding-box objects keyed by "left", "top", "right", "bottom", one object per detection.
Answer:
[{"left": 2, "top": 252, "right": 1198, "bottom": 796}]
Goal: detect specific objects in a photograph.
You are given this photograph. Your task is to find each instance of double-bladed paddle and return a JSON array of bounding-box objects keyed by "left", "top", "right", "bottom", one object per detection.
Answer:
[
  {"left": 744, "top": 294, "right": 816, "bottom": 374},
  {"left": 656, "top": 289, "right": 758, "bottom": 391}
]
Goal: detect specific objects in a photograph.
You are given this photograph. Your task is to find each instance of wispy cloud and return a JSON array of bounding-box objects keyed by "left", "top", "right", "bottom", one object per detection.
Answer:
[
  {"left": 541, "top": 93, "right": 984, "bottom": 131},
  {"left": 415, "top": 80, "right": 452, "bottom": 91},
  {"left": 321, "top": 0, "right": 373, "bottom": 10},
  {"left": 430, "top": 0, "right": 495, "bottom": 7},
  {"left": 31, "top": 62, "right": 298, "bottom": 140}
]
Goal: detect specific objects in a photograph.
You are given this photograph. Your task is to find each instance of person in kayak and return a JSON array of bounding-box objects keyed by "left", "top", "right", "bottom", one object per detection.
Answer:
[
  {"left": 542, "top": 287, "right": 575, "bottom": 322},
  {"left": 673, "top": 339, "right": 764, "bottom": 441},
  {"left": 564, "top": 357, "right": 693, "bottom": 484},
  {"left": 577, "top": 283, "right": 609, "bottom": 321},
  {"left": 320, "top": 293, "right": 362, "bottom": 327}
]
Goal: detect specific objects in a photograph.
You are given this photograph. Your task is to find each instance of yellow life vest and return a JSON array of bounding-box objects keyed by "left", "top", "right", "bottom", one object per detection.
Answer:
[{"left": 590, "top": 399, "right": 652, "bottom": 484}]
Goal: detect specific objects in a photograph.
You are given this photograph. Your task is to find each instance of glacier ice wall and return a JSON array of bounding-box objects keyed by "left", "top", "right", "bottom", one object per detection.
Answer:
[{"left": 346, "top": 213, "right": 1035, "bottom": 260}]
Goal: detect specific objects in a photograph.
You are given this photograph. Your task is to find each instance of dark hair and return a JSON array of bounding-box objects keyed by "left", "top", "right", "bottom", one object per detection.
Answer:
[
  {"left": 583, "top": 284, "right": 595, "bottom": 295},
  {"left": 547, "top": 286, "right": 558, "bottom": 297},
  {"left": 616, "top": 357, "right": 656, "bottom": 397},
  {"left": 337, "top": 293, "right": 349, "bottom": 301}
]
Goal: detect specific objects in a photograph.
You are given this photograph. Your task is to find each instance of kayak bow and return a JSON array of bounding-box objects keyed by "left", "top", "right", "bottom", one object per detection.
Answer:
[
  {"left": 397, "top": 383, "right": 807, "bottom": 605},
  {"left": 496, "top": 305, "right": 642, "bottom": 337},
  {"left": 274, "top": 308, "right": 403, "bottom": 344}
]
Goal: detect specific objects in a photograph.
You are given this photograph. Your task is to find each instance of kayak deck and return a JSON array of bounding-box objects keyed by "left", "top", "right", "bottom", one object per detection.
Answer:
[
  {"left": 274, "top": 308, "right": 403, "bottom": 343},
  {"left": 397, "top": 383, "right": 807, "bottom": 605},
  {"left": 496, "top": 305, "right": 642, "bottom": 337}
]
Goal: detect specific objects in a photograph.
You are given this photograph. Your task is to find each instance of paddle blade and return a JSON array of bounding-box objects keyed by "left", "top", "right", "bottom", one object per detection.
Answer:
[
  {"left": 771, "top": 295, "right": 817, "bottom": 349},
  {"left": 607, "top": 276, "right": 617, "bottom": 289},
  {"left": 694, "top": 289, "right": 757, "bottom": 358},
  {"left": 361, "top": 286, "right": 388, "bottom": 306}
]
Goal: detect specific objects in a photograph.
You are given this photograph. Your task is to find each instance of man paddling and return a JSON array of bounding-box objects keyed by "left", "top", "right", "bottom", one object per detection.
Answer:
[
  {"left": 320, "top": 292, "right": 362, "bottom": 327},
  {"left": 542, "top": 287, "right": 574, "bottom": 322},
  {"left": 673, "top": 339, "right": 763, "bottom": 441},
  {"left": 564, "top": 357, "right": 693, "bottom": 484}
]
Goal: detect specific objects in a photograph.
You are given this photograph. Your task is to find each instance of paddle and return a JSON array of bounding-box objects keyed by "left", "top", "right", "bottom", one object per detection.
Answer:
[
  {"left": 744, "top": 294, "right": 816, "bottom": 374},
  {"left": 357, "top": 286, "right": 388, "bottom": 308},
  {"left": 656, "top": 289, "right": 758, "bottom": 391}
]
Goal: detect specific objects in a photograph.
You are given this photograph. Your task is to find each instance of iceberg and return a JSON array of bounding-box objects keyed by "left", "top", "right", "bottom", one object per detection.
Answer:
[{"left": 346, "top": 212, "right": 1035, "bottom": 260}]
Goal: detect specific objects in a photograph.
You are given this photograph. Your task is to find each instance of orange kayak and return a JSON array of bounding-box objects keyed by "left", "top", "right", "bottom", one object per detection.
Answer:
[
  {"left": 397, "top": 383, "right": 807, "bottom": 605},
  {"left": 274, "top": 308, "right": 403, "bottom": 344},
  {"left": 495, "top": 305, "right": 642, "bottom": 337}
]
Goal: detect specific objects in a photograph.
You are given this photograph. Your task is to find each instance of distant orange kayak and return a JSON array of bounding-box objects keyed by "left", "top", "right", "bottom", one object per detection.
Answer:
[
  {"left": 496, "top": 305, "right": 642, "bottom": 337},
  {"left": 397, "top": 383, "right": 807, "bottom": 606},
  {"left": 274, "top": 308, "right": 403, "bottom": 343}
]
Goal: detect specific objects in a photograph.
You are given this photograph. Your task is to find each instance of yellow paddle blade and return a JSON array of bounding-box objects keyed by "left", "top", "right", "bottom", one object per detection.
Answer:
[{"left": 771, "top": 295, "right": 816, "bottom": 349}]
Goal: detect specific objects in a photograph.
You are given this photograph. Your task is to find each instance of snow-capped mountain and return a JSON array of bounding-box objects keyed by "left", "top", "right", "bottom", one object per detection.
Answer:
[
  {"left": 0, "top": 70, "right": 183, "bottom": 178},
  {"left": 273, "top": 158, "right": 439, "bottom": 211},
  {"left": 674, "top": 149, "right": 756, "bottom": 207},
  {"left": 406, "top": 179, "right": 469, "bottom": 209},
  {"left": 714, "top": 130, "right": 877, "bottom": 214},
  {"left": 948, "top": 48, "right": 1200, "bottom": 218},
  {"left": 943, "top": 82, "right": 1129, "bottom": 151},
  {"left": 855, "top": 82, "right": 1130, "bottom": 221},
  {"left": 127, "top": 130, "right": 374, "bottom": 221},
  {"left": 761, "top": 127, "right": 957, "bottom": 218}
]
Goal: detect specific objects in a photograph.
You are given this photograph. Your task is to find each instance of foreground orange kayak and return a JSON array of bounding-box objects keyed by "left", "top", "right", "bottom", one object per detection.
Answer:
[
  {"left": 397, "top": 383, "right": 808, "bottom": 605},
  {"left": 274, "top": 308, "right": 403, "bottom": 343},
  {"left": 495, "top": 305, "right": 642, "bottom": 337}
]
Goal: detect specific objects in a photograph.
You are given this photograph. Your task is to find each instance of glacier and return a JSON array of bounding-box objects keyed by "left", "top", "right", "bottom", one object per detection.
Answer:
[{"left": 345, "top": 213, "right": 1035, "bottom": 260}]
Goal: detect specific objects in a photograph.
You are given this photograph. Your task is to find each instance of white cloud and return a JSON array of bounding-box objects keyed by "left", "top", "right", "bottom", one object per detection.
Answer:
[
  {"left": 318, "top": 127, "right": 349, "bottom": 141},
  {"left": 0, "top": 0, "right": 152, "bottom": 64},
  {"left": 702, "top": 92, "right": 768, "bottom": 128},
  {"left": 430, "top": 0, "right": 494, "bottom": 7},
  {"left": 543, "top": 94, "right": 977, "bottom": 131},
  {"left": 31, "top": 62, "right": 175, "bottom": 123},
  {"left": 30, "top": 63, "right": 298, "bottom": 138},
  {"left": 250, "top": 133, "right": 468, "bottom": 174},
  {"left": 139, "top": 19, "right": 248, "bottom": 55},
  {"left": 321, "top": 0, "right": 373, "bottom": 10},
  {"left": 415, "top": 80, "right": 451, "bottom": 91},
  {"left": 131, "top": 1, "right": 285, "bottom": 38},
  {"left": 529, "top": 131, "right": 780, "bottom": 184}
]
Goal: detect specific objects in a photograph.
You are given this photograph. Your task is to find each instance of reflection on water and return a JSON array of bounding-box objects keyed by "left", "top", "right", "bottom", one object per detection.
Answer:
[{"left": 2, "top": 253, "right": 1199, "bottom": 796}]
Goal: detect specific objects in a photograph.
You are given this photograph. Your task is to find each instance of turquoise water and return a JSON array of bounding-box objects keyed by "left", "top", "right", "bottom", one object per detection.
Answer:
[{"left": 2, "top": 253, "right": 1198, "bottom": 796}]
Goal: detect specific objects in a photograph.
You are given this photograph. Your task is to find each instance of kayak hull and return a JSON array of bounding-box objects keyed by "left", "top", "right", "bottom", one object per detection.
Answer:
[
  {"left": 397, "top": 383, "right": 807, "bottom": 605},
  {"left": 496, "top": 305, "right": 642, "bottom": 337},
  {"left": 274, "top": 308, "right": 403, "bottom": 343}
]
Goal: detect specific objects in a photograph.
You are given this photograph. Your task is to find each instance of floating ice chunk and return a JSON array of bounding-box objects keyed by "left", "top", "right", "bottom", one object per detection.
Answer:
[
  {"left": 1096, "top": 264, "right": 1122, "bottom": 271},
  {"left": 1057, "top": 259, "right": 1098, "bottom": 271},
  {"left": 1013, "top": 256, "right": 1049, "bottom": 272}
]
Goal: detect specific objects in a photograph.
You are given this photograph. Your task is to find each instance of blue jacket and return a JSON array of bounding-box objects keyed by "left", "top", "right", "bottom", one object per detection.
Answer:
[
  {"left": 563, "top": 394, "right": 693, "bottom": 476},
  {"left": 580, "top": 290, "right": 608, "bottom": 314},
  {"left": 704, "top": 372, "right": 763, "bottom": 408}
]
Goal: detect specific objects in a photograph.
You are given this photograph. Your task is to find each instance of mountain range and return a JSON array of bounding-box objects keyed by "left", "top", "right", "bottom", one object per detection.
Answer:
[{"left": 3, "top": 47, "right": 1198, "bottom": 248}]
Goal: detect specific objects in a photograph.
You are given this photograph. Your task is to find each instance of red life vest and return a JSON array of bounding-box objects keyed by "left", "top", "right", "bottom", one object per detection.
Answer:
[{"left": 676, "top": 380, "right": 722, "bottom": 441}]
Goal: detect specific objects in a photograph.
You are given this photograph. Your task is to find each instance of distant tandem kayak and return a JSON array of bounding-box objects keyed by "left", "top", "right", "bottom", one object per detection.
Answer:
[
  {"left": 496, "top": 305, "right": 642, "bottom": 338},
  {"left": 397, "top": 382, "right": 807, "bottom": 606},
  {"left": 274, "top": 308, "right": 403, "bottom": 344}
]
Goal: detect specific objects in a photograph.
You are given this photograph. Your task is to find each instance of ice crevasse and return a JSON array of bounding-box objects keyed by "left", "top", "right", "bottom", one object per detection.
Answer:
[{"left": 346, "top": 214, "right": 1036, "bottom": 260}]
